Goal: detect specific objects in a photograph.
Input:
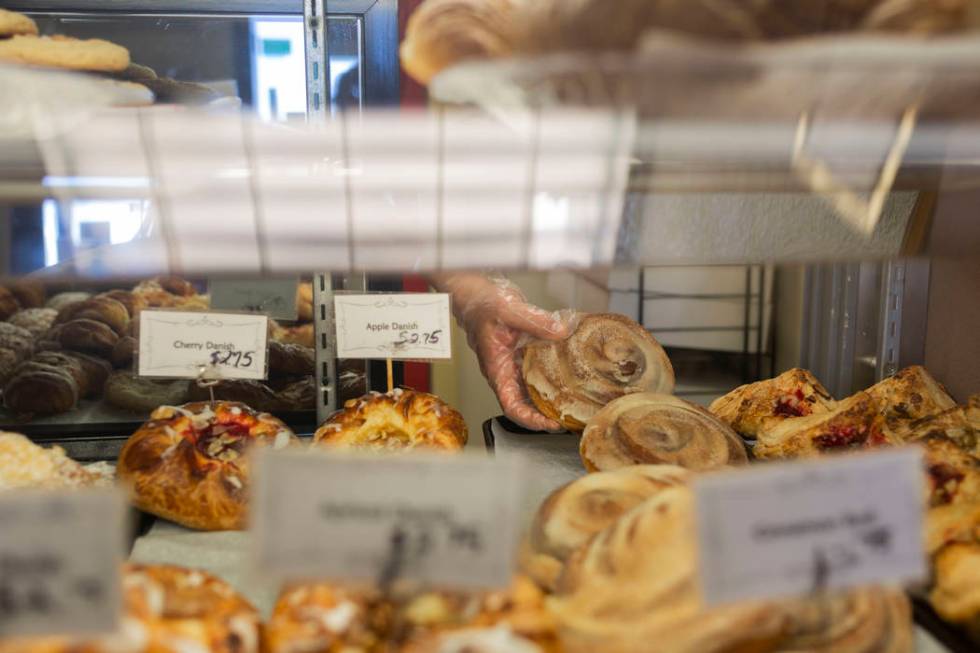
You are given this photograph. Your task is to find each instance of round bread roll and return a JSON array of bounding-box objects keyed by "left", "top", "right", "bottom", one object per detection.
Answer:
[
  {"left": 780, "top": 587, "right": 912, "bottom": 652},
  {"left": 6, "top": 280, "right": 45, "bottom": 309},
  {"left": 97, "top": 289, "right": 147, "bottom": 318},
  {"left": 522, "top": 465, "right": 689, "bottom": 591},
  {"left": 104, "top": 371, "right": 189, "bottom": 414},
  {"left": 45, "top": 291, "right": 91, "bottom": 311},
  {"left": 117, "top": 401, "right": 299, "bottom": 530},
  {"left": 0, "top": 323, "right": 34, "bottom": 361},
  {"left": 55, "top": 318, "right": 119, "bottom": 358},
  {"left": 552, "top": 486, "right": 788, "bottom": 653},
  {"left": 56, "top": 296, "right": 130, "bottom": 336},
  {"left": 0, "top": 287, "right": 20, "bottom": 321},
  {"left": 3, "top": 364, "right": 79, "bottom": 415},
  {"left": 313, "top": 388, "right": 467, "bottom": 452},
  {"left": 580, "top": 393, "right": 747, "bottom": 472},
  {"left": 522, "top": 313, "right": 674, "bottom": 432},
  {"left": 269, "top": 340, "right": 315, "bottom": 376},
  {"left": 0, "top": 563, "right": 261, "bottom": 653},
  {"left": 401, "top": 0, "right": 520, "bottom": 85},
  {"left": 7, "top": 307, "right": 57, "bottom": 339}
]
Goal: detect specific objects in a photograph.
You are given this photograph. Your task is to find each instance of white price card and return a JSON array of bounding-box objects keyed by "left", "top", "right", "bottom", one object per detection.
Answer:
[
  {"left": 694, "top": 448, "right": 926, "bottom": 607},
  {"left": 334, "top": 294, "right": 452, "bottom": 360},
  {"left": 0, "top": 490, "right": 125, "bottom": 637},
  {"left": 251, "top": 451, "right": 526, "bottom": 589},
  {"left": 138, "top": 310, "right": 269, "bottom": 380},
  {"left": 209, "top": 278, "right": 299, "bottom": 321}
]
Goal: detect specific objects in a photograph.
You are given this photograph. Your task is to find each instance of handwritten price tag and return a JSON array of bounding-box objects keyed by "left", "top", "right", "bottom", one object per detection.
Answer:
[
  {"left": 209, "top": 278, "right": 299, "bottom": 321},
  {"left": 138, "top": 310, "right": 269, "bottom": 380},
  {"left": 0, "top": 490, "right": 125, "bottom": 637},
  {"left": 334, "top": 294, "right": 452, "bottom": 360},
  {"left": 694, "top": 448, "right": 926, "bottom": 607},
  {"left": 251, "top": 451, "right": 525, "bottom": 589}
]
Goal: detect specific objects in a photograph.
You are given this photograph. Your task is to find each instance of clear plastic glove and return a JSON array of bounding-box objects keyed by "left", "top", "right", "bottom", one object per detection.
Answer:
[{"left": 433, "top": 273, "right": 574, "bottom": 432}]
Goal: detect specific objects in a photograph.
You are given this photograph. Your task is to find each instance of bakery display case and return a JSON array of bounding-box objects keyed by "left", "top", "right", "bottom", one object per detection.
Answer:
[{"left": 2, "top": 1, "right": 980, "bottom": 652}]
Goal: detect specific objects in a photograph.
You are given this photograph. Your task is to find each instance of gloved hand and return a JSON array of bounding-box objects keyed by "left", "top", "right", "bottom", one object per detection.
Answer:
[{"left": 433, "top": 273, "right": 573, "bottom": 432}]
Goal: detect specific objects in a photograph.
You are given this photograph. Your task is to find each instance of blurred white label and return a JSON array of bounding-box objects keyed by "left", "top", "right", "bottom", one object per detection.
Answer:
[
  {"left": 694, "top": 448, "right": 926, "bottom": 606},
  {"left": 334, "top": 294, "right": 452, "bottom": 359},
  {"left": 138, "top": 310, "right": 268, "bottom": 380},
  {"left": 0, "top": 490, "right": 125, "bottom": 637},
  {"left": 209, "top": 278, "right": 299, "bottom": 321},
  {"left": 251, "top": 451, "right": 525, "bottom": 589}
]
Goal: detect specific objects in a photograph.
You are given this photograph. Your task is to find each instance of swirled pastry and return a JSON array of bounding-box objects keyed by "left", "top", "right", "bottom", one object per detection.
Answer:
[
  {"left": 401, "top": 0, "right": 519, "bottom": 85},
  {"left": 754, "top": 391, "right": 892, "bottom": 460},
  {"left": 779, "top": 587, "right": 913, "bottom": 653},
  {"left": 313, "top": 388, "right": 467, "bottom": 452},
  {"left": 580, "top": 393, "right": 746, "bottom": 472},
  {"left": 0, "top": 563, "right": 261, "bottom": 653},
  {"left": 552, "top": 486, "right": 788, "bottom": 653},
  {"left": 709, "top": 368, "right": 836, "bottom": 439},
  {"left": 523, "top": 313, "right": 674, "bottom": 432},
  {"left": 522, "top": 464, "right": 689, "bottom": 590},
  {"left": 117, "top": 401, "right": 298, "bottom": 530}
]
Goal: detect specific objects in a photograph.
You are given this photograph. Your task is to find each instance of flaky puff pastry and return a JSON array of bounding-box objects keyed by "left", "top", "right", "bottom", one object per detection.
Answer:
[
  {"left": 313, "top": 388, "right": 467, "bottom": 452},
  {"left": 117, "top": 401, "right": 299, "bottom": 530},
  {"left": 521, "top": 464, "right": 689, "bottom": 591},
  {"left": 865, "top": 366, "right": 956, "bottom": 437},
  {"left": 552, "top": 486, "right": 788, "bottom": 653},
  {"left": 0, "top": 563, "right": 260, "bottom": 653},
  {"left": 581, "top": 393, "right": 746, "bottom": 472},
  {"left": 523, "top": 313, "right": 674, "bottom": 432},
  {"left": 400, "top": 0, "right": 519, "bottom": 85},
  {"left": 709, "top": 368, "right": 836, "bottom": 439}
]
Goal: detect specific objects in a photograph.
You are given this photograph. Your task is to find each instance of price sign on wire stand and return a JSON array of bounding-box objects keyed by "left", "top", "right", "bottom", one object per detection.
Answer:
[
  {"left": 251, "top": 450, "right": 526, "bottom": 590},
  {"left": 334, "top": 294, "right": 453, "bottom": 361},
  {"left": 694, "top": 447, "right": 926, "bottom": 607},
  {"left": 137, "top": 310, "right": 269, "bottom": 380},
  {"left": 0, "top": 490, "right": 125, "bottom": 637}
]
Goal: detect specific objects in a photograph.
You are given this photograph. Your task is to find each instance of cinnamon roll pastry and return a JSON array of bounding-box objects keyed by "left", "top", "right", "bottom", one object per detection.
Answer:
[
  {"left": 522, "top": 465, "right": 689, "bottom": 591},
  {"left": 401, "top": 0, "right": 519, "bottom": 85},
  {"left": 865, "top": 366, "right": 956, "bottom": 437},
  {"left": 709, "top": 368, "right": 836, "bottom": 439},
  {"left": 522, "top": 313, "right": 674, "bottom": 432},
  {"left": 779, "top": 587, "right": 913, "bottom": 653},
  {"left": 580, "top": 393, "right": 746, "bottom": 472},
  {"left": 754, "top": 392, "right": 891, "bottom": 460},
  {"left": 552, "top": 486, "right": 788, "bottom": 653}
]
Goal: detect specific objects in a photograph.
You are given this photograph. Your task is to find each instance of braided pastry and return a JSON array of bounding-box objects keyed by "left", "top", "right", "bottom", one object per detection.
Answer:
[
  {"left": 117, "top": 401, "right": 298, "bottom": 530},
  {"left": 580, "top": 393, "right": 746, "bottom": 472},
  {"left": 552, "top": 486, "right": 788, "bottom": 653},
  {"left": 709, "top": 368, "right": 837, "bottom": 439},
  {"left": 313, "top": 389, "right": 467, "bottom": 452},
  {"left": 522, "top": 465, "right": 689, "bottom": 591},
  {"left": 522, "top": 313, "right": 673, "bottom": 432}
]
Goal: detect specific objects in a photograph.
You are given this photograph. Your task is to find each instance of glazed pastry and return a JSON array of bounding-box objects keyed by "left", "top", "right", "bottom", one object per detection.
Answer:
[
  {"left": 117, "top": 401, "right": 298, "bottom": 530},
  {"left": 269, "top": 340, "right": 315, "bottom": 376},
  {"left": 522, "top": 465, "right": 689, "bottom": 590},
  {"left": 753, "top": 392, "right": 890, "bottom": 460},
  {"left": 0, "top": 563, "right": 261, "bottom": 653},
  {"left": 580, "top": 393, "right": 747, "bottom": 472},
  {"left": 0, "top": 322, "right": 34, "bottom": 361},
  {"left": 779, "top": 587, "right": 913, "bottom": 652},
  {"left": 522, "top": 313, "right": 674, "bottom": 432},
  {"left": 104, "top": 371, "right": 190, "bottom": 414},
  {"left": 3, "top": 363, "right": 79, "bottom": 415},
  {"left": 709, "top": 368, "right": 836, "bottom": 439},
  {"left": 111, "top": 334, "right": 137, "bottom": 368},
  {"left": 56, "top": 296, "right": 130, "bottom": 336},
  {"left": 54, "top": 317, "right": 120, "bottom": 358},
  {"left": 401, "top": 0, "right": 520, "bottom": 85},
  {"left": 6, "top": 280, "right": 45, "bottom": 308},
  {"left": 97, "top": 289, "right": 147, "bottom": 318},
  {"left": 929, "top": 542, "right": 980, "bottom": 640},
  {"left": 865, "top": 366, "right": 956, "bottom": 437},
  {"left": 45, "top": 291, "right": 91, "bottom": 312},
  {"left": 0, "top": 286, "right": 20, "bottom": 320},
  {"left": 0, "top": 431, "right": 108, "bottom": 490},
  {"left": 7, "top": 307, "right": 57, "bottom": 338},
  {"left": 313, "top": 388, "right": 468, "bottom": 452},
  {"left": 552, "top": 486, "right": 788, "bottom": 653}
]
